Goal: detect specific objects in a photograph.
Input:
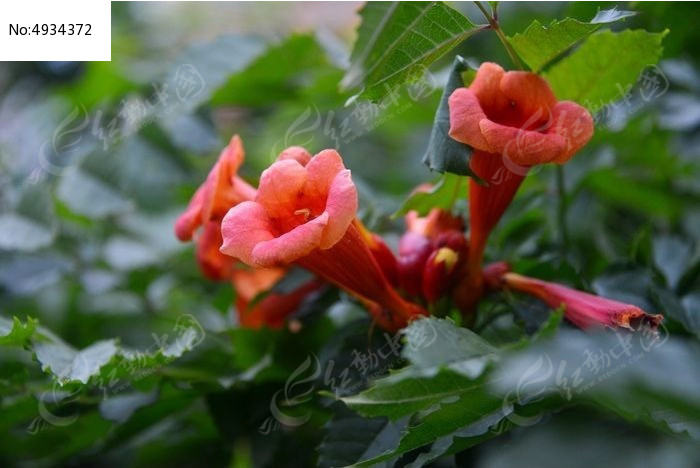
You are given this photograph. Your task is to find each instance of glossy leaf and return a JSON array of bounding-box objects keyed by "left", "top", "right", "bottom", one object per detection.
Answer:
[
  {"left": 508, "top": 8, "right": 637, "bottom": 72},
  {"left": 394, "top": 172, "right": 467, "bottom": 217},
  {"left": 422, "top": 55, "right": 474, "bottom": 175},
  {"left": 342, "top": 2, "right": 481, "bottom": 102},
  {"left": 545, "top": 29, "right": 668, "bottom": 109}
]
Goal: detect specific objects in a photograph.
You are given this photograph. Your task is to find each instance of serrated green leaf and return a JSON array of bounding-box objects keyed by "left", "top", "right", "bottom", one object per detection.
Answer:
[
  {"left": 544, "top": 29, "right": 668, "bottom": 110},
  {"left": 0, "top": 316, "right": 38, "bottom": 347},
  {"left": 342, "top": 2, "right": 481, "bottom": 102},
  {"left": 422, "top": 55, "right": 474, "bottom": 175},
  {"left": 393, "top": 172, "right": 466, "bottom": 218},
  {"left": 508, "top": 8, "right": 637, "bottom": 72},
  {"left": 33, "top": 319, "right": 204, "bottom": 386},
  {"left": 344, "top": 369, "right": 506, "bottom": 466}
]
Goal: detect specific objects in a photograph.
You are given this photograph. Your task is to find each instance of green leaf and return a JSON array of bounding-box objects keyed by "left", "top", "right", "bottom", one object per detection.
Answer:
[
  {"left": 0, "top": 316, "right": 38, "bottom": 347},
  {"left": 33, "top": 317, "right": 205, "bottom": 386},
  {"left": 422, "top": 55, "right": 474, "bottom": 175},
  {"left": 508, "top": 8, "right": 637, "bottom": 72},
  {"left": 393, "top": 172, "right": 466, "bottom": 218},
  {"left": 584, "top": 168, "right": 681, "bottom": 219},
  {"left": 402, "top": 317, "right": 497, "bottom": 369},
  {"left": 163, "top": 35, "right": 266, "bottom": 112},
  {"left": 495, "top": 329, "right": 700, "bottom": 433},
  {"left": 0, "top": 214, "right": 55, "bottom": 252},
  {"left": 341, "top": 368, "right": 506, "bottom": 466},
  {"left": 653, "top": 235, "right": 695, "bottom": 290},
  {"left": 544, "top": 29, "right": 668, "bottom": 109},
  {"left": 56, "top": 168, "right": 133, "bottom": 219},
  {"left": 317, "top": 408, "right": 405, "bottom": 468},
  {"left": 211, "top": 34, "right": 335, "bottom": 106},
  {"left": 342, "top": 2, "right": 481, "bottom": 102}
]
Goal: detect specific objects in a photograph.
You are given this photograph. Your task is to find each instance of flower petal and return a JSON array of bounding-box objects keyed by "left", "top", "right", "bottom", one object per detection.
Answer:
[
  {"left": 256, "top": 159, "right": 308, "bottom": 219},
  {"left": 220, "top": 201, "right": 276, "bottom": 265},
  {"left": 251, "top": 212, "right": 329, "bottom": 266},
  {"left": 547, "top": 101, "right": 594, "bottom": 164},
  {"left": 277, "top": 146, "right": 312, "bottom": 165},
  {"left": 469, "top": 62, "right": 509, "bottom": 114},
  {"left": 500, "top": 71, "right": 557, "bottom": 127},
  {"left": 479, "top": 119, "right": 566, "bottom": 166},
  {"left": 448, "top": 88, "right": 491, "bottom": 151},
  {"left": 231, "top": 266, "right": 286, "bottom": 301},
  {"left": 174, "top": 184, "right": 206, "bottom": 241},
  {"left": 319, "top": 169, "right": 357, "bottom": 248},
  {"left": 305, "top": 149, "right": 346, "bottom": 201},
  {"left": 196, "top": 221, "right": 235, "bottom": 280},
  {"left": 202, "top": 135, "right": 248, "bottom": 221}
]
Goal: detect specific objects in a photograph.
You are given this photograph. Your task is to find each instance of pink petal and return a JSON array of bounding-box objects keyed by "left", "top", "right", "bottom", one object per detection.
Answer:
[
  {"left": 547, "top": 101, "right": 594, "bottom": 164},
  {"left": 448, "top": 88, "right": 491, "bottom": 151},
  {"left": 479, "top": 119, "right": 566, "bottom": 166},
  {"left": 469, "top": 62, "right": 509, "bottom": 113},
  {"left": 220, "top": 201, "right": 276, "bottom": 265},
  {"left": 251, "top": 212, "right": 329, "bottom": 266},
  {"left": 196, "top": 220, "right": 235, "bottom": 280},
  {"left": 174, "top": 185, "right": 206, "bottom": 241},
  {"left": 277, "top": 146, "right": 312, "bottom": 166},
  {"left": 319, "top": 169, "right": 357, "bottom": 249},
  {"left": 256, "top": 159, "right": 308, "bottom": 219},
  {"left": 500, "top": 71, "right": 558, "bottom": 125},
  {"left": 305, "top": 149, "right": 346, "bottom": 202},
  {"left": 221, "top": 135, "right": 246, "bottom": 181}
]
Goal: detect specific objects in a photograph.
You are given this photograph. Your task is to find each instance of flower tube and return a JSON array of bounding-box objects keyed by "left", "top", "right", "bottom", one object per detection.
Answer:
[{"left": 501, "top": 272, "right": 663, "bottom": 331}]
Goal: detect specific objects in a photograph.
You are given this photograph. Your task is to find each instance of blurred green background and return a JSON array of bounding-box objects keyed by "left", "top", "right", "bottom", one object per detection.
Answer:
[{"left": 0, "top": 2, "right": 699, "bottom": 467}]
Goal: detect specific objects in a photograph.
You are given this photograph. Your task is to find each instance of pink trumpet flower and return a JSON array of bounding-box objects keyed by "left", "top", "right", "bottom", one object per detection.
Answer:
[{"left": 220, "top": 148, "right": 426, "bottom": 331}]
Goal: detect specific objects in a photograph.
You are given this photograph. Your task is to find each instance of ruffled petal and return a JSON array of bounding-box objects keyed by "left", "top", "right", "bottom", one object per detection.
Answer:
[
  {"left": 319, "top": 169, "right": 357, "bottom": 249},
  {"left": 231, "top": 266, "right": 286, "bottom": 301},
  {"left": 448, "top": 88, "right": 491, "bottom": 151},
  {"left": 547, "top": 101, "right": 594, "bottom": 164},
  {"left": 251, "top": 212, "right": 329, "bottom": 266},
  {"left": 277, "top": 146, "right": 312, "bottom": 165},
  {"left": 500, "top": 71, "right": 557, "bottom": 127},
  {"left": 196, "top": 221, "right": 236, "bottom": 280},
  {"left": 305, "top": 149, "right": 346, "bottom": 202},
  {"left": 174, "top": 184, "right": 206, "bottom": 241},
  {"left": 256, "top": 159, "right": 308, "bottom": 219},
  {"left": 220, "top": 201, "right": 276, "bottom": 265},
  {"left": 202, "top": 135, "right": 247, "bottom": 221},
  {"left": 469, "top": 62, "right": 509, "bottom": 114},
  {"left": 479, "top": 119, "right": 567, "bottom": 166}
]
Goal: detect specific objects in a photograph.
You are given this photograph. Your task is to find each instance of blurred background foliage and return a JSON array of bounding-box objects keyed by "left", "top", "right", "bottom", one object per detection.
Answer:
[{"left": 0, "top": 2, "right": 699, "bottom": 467}]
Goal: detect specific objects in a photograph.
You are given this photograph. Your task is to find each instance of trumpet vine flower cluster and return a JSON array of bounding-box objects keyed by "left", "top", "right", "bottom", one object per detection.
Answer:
[{"left": 174, "top": 63, "right": 663, "bottom": 334}]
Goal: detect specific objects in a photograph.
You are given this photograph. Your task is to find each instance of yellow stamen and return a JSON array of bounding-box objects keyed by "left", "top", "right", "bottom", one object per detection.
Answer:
[
  {"left": 434, "top": 247, "right": 458, "bottom": 271},
  {"left": 294, "top": 208, "right": 311, "bottom": 220}
]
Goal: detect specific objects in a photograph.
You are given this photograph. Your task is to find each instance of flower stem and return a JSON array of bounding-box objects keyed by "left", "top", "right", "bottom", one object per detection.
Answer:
[
  {"left": 555, "top": 165, "right": 569, "bottom": 250},
  {"left": 474, "top": 2, "right": 525, "bottom": 70}
]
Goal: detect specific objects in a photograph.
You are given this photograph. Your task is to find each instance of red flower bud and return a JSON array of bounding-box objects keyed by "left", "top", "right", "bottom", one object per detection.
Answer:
[
  {"left": 422, "top": 247, "right": 461, "bottom": 303},
  {"left": 502, "top": 272, "right": 663, "bottom": 331}
]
